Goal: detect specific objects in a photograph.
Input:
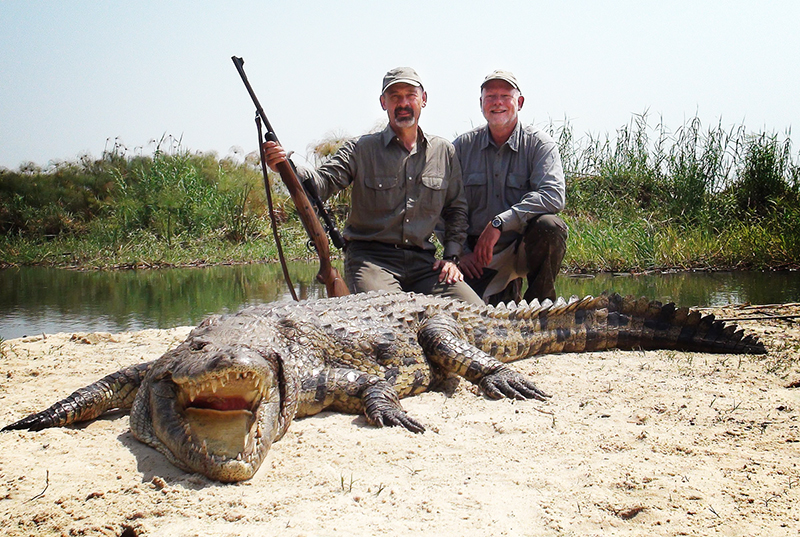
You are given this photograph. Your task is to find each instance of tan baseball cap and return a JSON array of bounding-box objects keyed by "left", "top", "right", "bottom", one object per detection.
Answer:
[
  {"left": 382, "top": 67, "right": 423, "bottom": 93},
  {"left": 481, "top": 70, "right": 521, "bottom": 92}
]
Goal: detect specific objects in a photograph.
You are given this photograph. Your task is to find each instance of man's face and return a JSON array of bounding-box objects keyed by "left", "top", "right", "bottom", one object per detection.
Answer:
[
  {"left": 480, "top": 80, "right": 524, "bottom": 131},
  {"left": 381, "top": 83, "right": 426, "bottom": 130}
]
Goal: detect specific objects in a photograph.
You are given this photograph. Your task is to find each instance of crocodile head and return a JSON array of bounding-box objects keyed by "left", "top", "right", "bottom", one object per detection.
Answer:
[{"left": 131, "top": 341, "right": 291, "bottom": 482}]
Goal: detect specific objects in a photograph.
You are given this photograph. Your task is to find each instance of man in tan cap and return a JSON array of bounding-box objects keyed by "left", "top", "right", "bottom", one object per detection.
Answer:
[
  {"left": 263, "top": 67, "right": 481, "bottom": 304},
  {"left": 453, "top": 70, "right": 568, "bottom": 304}
]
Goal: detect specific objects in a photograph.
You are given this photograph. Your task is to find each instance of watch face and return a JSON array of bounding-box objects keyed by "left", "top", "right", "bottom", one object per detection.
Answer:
[{"left": 492, "top": 217, "right": 502, "bottom": 228}]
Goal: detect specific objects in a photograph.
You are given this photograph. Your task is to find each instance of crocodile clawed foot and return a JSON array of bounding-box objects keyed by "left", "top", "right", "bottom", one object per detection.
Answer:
[
  {"left": 369, "top": 407, "right": 426, "bottom": 434},
  {"left": 479, "top": 368, "right": 551, "bottom": 402},
  {"left": 362, "top": 383, "right": 425, "bottom": 433}
]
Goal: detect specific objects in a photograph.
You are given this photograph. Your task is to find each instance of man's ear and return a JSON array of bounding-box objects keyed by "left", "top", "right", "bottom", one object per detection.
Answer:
[
  {"left": 421, "top": 90, "right": 428, "bottom": 108},
  {"left": 518, "top": 95, "right": 525, "bottom": 110},
  {"left": 380, "top": 94, "right": 387, "bottom": 111}
]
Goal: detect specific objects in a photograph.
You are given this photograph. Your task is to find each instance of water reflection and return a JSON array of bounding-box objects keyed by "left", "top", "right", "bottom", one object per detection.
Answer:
[
  {"left": 0, "top": 263, "right": 327, "bottom": 339},
  {"left": 1, "top": 265, "right": 798, "bottom": 339},
  {"left": 561, "top": 270, "right": 800, "bottom": 308}
]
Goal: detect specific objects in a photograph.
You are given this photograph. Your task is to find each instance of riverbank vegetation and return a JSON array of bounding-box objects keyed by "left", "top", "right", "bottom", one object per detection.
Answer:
[{"left": 1, "top": 116, "right": 798, "bottom": 272}]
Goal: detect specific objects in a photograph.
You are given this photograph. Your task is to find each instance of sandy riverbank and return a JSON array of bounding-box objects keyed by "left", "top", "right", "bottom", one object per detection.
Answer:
[{"left": 1, "top": 304, "right": 798, "bottom": 536}]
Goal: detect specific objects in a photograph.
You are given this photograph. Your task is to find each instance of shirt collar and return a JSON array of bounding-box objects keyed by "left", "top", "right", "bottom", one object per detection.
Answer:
[
  {"left": 382, "top": 124, "right": 428, "bottom": 149},
  {"left": 480, "top": 120, "right": 522, "bottom": 152}
]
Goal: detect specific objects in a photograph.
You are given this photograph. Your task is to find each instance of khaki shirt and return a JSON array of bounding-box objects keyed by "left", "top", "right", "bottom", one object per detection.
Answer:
[
  {"left": 453, "top": 122, "right": 565, "bottom": 251},
  {"left": 297, "top": 125, "right": 468, "bottom": 258}
]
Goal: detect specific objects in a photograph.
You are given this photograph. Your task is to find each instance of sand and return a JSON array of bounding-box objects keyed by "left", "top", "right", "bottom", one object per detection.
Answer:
[{"left": 0, "top": 304, "right": 798, "bottom": 536}]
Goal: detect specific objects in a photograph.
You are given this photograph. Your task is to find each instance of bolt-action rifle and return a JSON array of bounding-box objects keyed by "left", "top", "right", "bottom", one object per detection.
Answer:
[{"left": 232, "top": 56, "right": 349, "bottom": 298}]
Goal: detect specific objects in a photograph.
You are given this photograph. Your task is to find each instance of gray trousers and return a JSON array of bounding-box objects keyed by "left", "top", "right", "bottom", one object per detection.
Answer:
[{"left": 345, "top": 241, "right": 484, "bottom": 305}]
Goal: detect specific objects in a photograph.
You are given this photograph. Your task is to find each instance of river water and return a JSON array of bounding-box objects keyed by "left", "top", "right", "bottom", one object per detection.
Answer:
[{"left": 1, "top": 264, "right": 799, "bottom": 340}]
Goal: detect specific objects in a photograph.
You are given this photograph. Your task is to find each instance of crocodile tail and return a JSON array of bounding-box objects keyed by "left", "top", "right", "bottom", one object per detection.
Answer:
[
  {"left": 582, "top": 293, "right": 766, "bottom": 355},
  {"left": 2, "top": 362, "right": 152, "bottom": 432}
]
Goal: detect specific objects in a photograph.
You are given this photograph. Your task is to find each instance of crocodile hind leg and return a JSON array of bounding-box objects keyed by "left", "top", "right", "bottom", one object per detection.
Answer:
[
  {"left": 2, "top": 362, "right": 151, "bottom": 432},
  {"left": 306, "top": 367, "right": 425, "bottom": 433},
  {"left": 418, "top": 314, "right": 551, "bottom": 401}
]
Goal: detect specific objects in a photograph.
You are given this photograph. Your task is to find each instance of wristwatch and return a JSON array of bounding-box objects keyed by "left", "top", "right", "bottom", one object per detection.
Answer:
[
  {"left": 443, "top": 255, "right": 460, "bottom": 266},
  {"left": 491, "top": 216, "right": 503, "bottom": 232}
]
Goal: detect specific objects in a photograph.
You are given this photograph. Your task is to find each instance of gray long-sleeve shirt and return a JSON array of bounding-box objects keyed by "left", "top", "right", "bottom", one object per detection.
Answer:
[
  {"left": 453, "top": 122, "right": 565, "bottom": 250},
  {"left": 296, "top": 125, "right": 468, "bottom": 258}
]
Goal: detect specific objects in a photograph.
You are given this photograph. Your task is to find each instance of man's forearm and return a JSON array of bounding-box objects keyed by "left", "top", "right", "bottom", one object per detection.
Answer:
[
  {"left": 440, "top": 205, "right": 469, "bottom": 257},
  {"left": 296, "top": 166, "right": 336, "bottom": 202}
]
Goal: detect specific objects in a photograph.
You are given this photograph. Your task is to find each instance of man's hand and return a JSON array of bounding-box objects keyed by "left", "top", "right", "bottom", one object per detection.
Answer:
[
  {"left": 473, "top": 223, "right": 502, "bottom": 267},
  {"left": 432, "top": 259, "right": 464, "bottom": 285},
  {"left": 458, "top": 251, "right": 483, "bottom": 280},
  {"left": 261, "top": 140, "right": 289, "bottom": 173}
]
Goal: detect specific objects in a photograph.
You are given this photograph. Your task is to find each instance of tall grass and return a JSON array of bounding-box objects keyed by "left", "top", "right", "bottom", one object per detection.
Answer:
[
  {"left": 545, "top": 113, "right": 799, "bottom": 270},
  {"left": 99, "top": 136, "right": 271, "bottom": 245},
  {"left": 1, "top": 116, "right": 798, "bottom": 271},
  {"left": 1, "top": 136, "right": 270, "bottom": 242},
  {"left": 551, "top": 113, "right": 798, "bottom": 224},
  {"left": 0, "top": 136, "right": 330, "bottom": 268}
]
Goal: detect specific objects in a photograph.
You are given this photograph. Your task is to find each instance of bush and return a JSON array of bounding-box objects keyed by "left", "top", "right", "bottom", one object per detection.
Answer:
[{"left": 0, "top": 137, "right": 268, "bottom": 245}]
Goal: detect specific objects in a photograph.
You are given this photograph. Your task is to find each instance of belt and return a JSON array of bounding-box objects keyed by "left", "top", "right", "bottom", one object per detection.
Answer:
[{"left": 347, "top": 240, "right": 428, "bottom": 253}]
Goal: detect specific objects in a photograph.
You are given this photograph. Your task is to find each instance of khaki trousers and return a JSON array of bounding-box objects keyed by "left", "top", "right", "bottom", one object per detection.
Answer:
[{"left": 465, "top": 214, "right": 568, "bottom": 305}]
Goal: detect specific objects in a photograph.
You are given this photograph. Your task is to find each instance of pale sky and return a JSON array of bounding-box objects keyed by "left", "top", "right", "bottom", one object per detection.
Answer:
[{"left": 1, "top": 1, "right": 798, "bottom": 170}]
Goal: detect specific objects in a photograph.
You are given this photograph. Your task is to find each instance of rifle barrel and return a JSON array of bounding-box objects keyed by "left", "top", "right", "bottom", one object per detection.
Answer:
[{"left": 231, "top": 56, "right": 349, "bottom": 297}]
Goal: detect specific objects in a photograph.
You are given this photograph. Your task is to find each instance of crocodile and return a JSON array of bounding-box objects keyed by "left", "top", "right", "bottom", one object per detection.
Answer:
[{"left": 3, "top": 291, "right": 765, "bottom": 482}]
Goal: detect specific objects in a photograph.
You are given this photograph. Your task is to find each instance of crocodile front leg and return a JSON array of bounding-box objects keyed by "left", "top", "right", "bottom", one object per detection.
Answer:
[
  {"left": 418, "top": 314, "right": 550, "bottom": 401},
  {"left": 305, "top": 367, "right": 425, "bottom": 433}
]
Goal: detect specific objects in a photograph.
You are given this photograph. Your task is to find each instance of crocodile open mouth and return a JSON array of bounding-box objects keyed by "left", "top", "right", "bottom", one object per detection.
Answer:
[{"left": 178, "top": 371, "right": 267, "bottom": 459}]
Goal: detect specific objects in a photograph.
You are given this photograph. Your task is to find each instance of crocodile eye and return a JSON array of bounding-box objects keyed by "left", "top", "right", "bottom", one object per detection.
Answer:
[
  {"left": 190, "top": 338, "right": 210, "bottom": 351},
  {"left": 152, "top": 371, "right": 173, "bottom": 385}
]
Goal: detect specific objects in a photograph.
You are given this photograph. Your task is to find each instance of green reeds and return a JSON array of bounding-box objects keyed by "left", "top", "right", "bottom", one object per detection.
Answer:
[
  {"left": 553, "top": 113, "right": 798, "bottom": 226},
  {"left": 1, "top": 115, "right": 798, "bottom": 271},
  {"left": 548, "top": 113, "right": 799, "bottom": 271}
]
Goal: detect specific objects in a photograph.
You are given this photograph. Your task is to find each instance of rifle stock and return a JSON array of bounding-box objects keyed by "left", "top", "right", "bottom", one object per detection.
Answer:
[
  {"left": 275, "top": 159, "right": 349, "bottom": 297},
  {"left": 232, "top": 56, "right": 349, "bottom": 297}
]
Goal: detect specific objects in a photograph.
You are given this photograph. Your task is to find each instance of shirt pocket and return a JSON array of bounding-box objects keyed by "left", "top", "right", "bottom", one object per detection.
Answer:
[
  {"left": 506, "top": 173, "right": 529, "bottom": 190},
  {"left": 505, "top": 172, "right": 530, "bottom": 204},
  {"left": 464, "top": 173, "right": 487, "bottom": 187},
  {"left": 365, "top": 175, "right": 399, "bottom": 190},
  {"left": 419, "top": 174, "right": 447, "bottom": 217},
  {"left": 464, "top": 172, "right": 488, "bottom": 212},
  {"left": 363, "top": 175, "right": 400, "bottom": 214}
]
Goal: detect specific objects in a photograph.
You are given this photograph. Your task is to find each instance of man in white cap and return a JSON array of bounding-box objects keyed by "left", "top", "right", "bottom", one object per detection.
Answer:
[
  {"left": 453, "top": 70, "right": 568, "bottom": 304},
  {"left": 263, "top": 67, "right": 482, "bottom": 304}
]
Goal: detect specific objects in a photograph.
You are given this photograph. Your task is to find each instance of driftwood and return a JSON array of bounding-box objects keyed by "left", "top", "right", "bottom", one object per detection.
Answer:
[
  {"left": 696, "top": 302, "right": 800, "bottom": 323},
  {"left": 717, "top": 314, "right": 800, "bottom": 322}
]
